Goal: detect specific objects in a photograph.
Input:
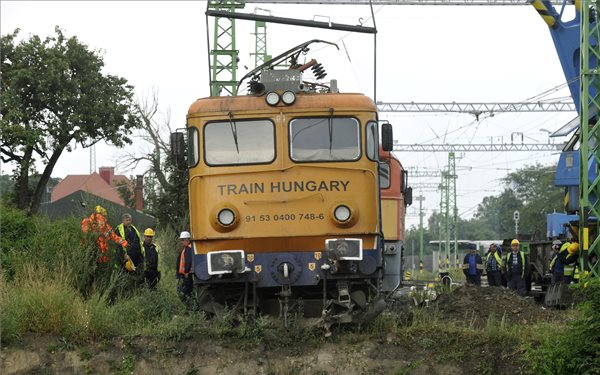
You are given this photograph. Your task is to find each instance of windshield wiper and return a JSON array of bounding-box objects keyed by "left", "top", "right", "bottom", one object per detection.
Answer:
[
  {"left": 328, "top": 108, "right": 334, "bottom": 154},
  {"left": 228, "top": 112, "right": 240, "bottom": 154}
]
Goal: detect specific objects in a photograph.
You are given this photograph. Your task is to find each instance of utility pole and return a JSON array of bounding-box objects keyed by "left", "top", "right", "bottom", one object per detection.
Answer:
[
  {"left": 416, "top": 195, "right": 426, "bottom": 273},
  {"left": 89, "top": 145, "right": 96, "bottom": 174}
]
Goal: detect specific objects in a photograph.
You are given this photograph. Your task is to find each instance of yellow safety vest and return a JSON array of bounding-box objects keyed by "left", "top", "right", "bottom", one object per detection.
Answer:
[
  {"left": 116, "top": 223, "right": 145, "bottom": 257},
  {"left": 486, "top": 252, "right": 503, "bottom": 270}
]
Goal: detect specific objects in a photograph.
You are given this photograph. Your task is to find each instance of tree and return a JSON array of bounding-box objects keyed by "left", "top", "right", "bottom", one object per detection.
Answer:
[
  {"left": 0, "top": 27, "right": 140, "bottom": 214},
  {"left": 502, "top": 163, "right": 563, "bottom": 239},
  {"left": 474, "top": 189, "right": 523, "bottom": 239},
  {"left": 117, "top": 90, "right": 188, "bottom": 227}
]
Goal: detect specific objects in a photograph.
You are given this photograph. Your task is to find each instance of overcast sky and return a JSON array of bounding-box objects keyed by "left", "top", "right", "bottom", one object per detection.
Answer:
[{"left": 1, "top": 1, "right": 576, "bottom": 230}]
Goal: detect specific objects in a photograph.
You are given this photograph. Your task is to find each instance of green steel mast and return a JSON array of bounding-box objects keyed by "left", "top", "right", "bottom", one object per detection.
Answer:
[
  {"left": 209, "top": 0, "right": 245, "bottom": 96},
  {"left": 439, "top": 172, "right": 448, "bottom": 270},
  {"left": 579, "top": 0, "right": 600, "bottom": 277},
  {"left": 448, "top": 152, "right": 458, "bottom": 268},
  {"left": 251, "top": 19, "right": 270, "bottom": 68},
  {"left": 416, "top": 195, "right": 426, "bottom": 273}
]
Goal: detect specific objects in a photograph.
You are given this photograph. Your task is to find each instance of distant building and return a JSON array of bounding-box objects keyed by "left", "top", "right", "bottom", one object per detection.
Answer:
[
  {"left": 51, "top": 166, "right": 142, "bottom": 209},
  {"left": 40, "top": 167, "right": 156, "bottom": 229}
]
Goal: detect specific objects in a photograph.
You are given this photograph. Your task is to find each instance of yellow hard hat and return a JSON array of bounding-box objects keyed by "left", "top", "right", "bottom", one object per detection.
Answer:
[
  {"left": 144, "top": 228, "right": 155, "bottom": 237},
  {"left": 511, "top": 239, "right": 520, "bottom": 246},
  {"left": 95, "top": 205, "right": 107, "bottom": 216},
  {"left": 568, "top": 242, "right": 580, "bottom": 254}
]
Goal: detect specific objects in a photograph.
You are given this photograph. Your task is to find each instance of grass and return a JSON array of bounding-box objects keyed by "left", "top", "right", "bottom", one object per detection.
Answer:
[{"left": 1, "top": 206, "right": 597, "bottom": 375}]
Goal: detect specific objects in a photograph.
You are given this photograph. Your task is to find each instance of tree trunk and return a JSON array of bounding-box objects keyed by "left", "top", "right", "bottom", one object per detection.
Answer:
[
  {"left": 29, "top": 146, "right": 65, "bottom": 215},
  {"left": 15, "top": 146, "right": 34, "bottom": 210},
  {"left": 152, "top": 151, "right": 172, "bottom": 191}
]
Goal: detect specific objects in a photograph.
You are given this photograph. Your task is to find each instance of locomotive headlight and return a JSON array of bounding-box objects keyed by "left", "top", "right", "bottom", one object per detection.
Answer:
[
  {"left": 210, "top": 205, "right": 240, "bottom": 232},
  {"left": 218, "top": 208, "right": 235, "bottom": 226},
  {"left": 281, "top": 90, "right": 296, "bottom": 105},
  {"left": 331, "top": 203, "right": 359, "bottom": 227},
  {"left": 265, "top": 91, "right": 280, "bottom": 106},
  {"left": 334, "top": 205, "right": 351, "bottom": 222}
]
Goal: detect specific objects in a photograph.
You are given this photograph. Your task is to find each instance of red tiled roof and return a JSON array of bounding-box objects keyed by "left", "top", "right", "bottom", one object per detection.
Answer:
[{"left": 51, "top": 173, "right": 126, "bottom": 206}]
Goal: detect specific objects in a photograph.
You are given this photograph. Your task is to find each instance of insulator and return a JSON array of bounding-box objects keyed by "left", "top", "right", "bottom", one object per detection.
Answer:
[
  {"left": 248, "top": 81, "right": 265, "bottom": 95},
  {"left": 311, "top": 63, "right": 327, "bottom": 80}
]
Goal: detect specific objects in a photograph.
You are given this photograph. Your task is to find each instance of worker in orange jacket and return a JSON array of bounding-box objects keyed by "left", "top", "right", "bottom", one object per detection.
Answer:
[
  {"left": 176, "top": 231, "right": 194, "bottom": 305},
  {"left": 81, "top": 205, "right": 127, "bottom": 263}
]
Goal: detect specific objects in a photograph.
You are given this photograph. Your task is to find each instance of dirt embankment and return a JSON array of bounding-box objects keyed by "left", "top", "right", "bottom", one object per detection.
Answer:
[
  {"left": 435, "top": 284, "right": 562, "bottom": 327},
  {"left": 1, "top": 285, "right": 568, "bottom": 375}
]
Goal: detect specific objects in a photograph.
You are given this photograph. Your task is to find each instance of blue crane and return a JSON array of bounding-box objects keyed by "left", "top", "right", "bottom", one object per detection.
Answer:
[{"left": 531, "top": 0, "right": 599, "bottom": 276}]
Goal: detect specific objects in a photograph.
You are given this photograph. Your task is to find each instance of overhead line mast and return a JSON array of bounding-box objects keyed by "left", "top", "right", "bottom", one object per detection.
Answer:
[{"left": 579, "top": 0, "right": 600, "bottom": 277}]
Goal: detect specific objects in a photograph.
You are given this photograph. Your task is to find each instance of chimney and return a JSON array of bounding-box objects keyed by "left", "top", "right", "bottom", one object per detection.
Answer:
[
  {"left": 99, "top": 166, "right": 115, "bottom": 185},
  {"left": 135, "top": 175, "right": 144, "bottom": 211}
]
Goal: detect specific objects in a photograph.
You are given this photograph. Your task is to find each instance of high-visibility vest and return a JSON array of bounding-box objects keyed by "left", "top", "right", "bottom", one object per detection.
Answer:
[
  {"left": 179, "top": 246, "right": 191, "bottom": 276},
  {"left": 116, "top": 224, "right": 145, "bottom": 257},
  {"left": 486, "top": 252, "right": 503, "bottom": 270},
  {"left": 549, "top": 253, "right": 558, "bottom": 271},
  {"left": 144, "top": 243, "right": 161, "bottom": 272},
  {"left": 563, "top": 253, "right": 578, "bottom": 277}
]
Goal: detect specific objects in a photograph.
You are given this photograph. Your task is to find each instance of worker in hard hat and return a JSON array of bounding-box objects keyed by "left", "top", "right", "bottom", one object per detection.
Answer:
[
  {"left": 485, "top": 243, "right": 503, "bottom": 287},
  {"left": 549, "top": 239, "right": 569, "bottom": 285},
  {"left": 462, "top": 243, "right": 483, "bottom": 286},
  {"left": 177, "top": 231, "right": 194, "bottom": 304},
  {"left": 81, "top": 205, "right": 128, "bottom": 263},
  {"left": 562, "top": 242, "right": 580, "bottom": 284},
  {"left": 115, "top": 213, "right": 145, "bottom": 287},
  {"left": 143, "top": 228, "right": 161, "bottom": 289},
  {"left": 504, "top": 239, "right": 529, "bottom": 296}
]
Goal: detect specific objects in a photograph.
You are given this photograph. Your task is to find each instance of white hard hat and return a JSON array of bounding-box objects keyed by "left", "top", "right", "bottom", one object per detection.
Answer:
[{"left": 179, "top": 231, "right": 191, "bottom": 239}]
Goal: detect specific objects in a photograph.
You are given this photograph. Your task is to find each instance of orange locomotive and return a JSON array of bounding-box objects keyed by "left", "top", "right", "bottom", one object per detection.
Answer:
[
  {"left": 172, "top": 40, "right": 404, "bottom": 327},
  {"left": 379, "top": 149, "right": 412, "bottom": 290}
]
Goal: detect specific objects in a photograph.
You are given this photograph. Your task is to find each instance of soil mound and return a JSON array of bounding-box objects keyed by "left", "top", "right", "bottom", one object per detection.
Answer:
[{"left": 434, "top": 284, "right": 562, "bottom": 327}]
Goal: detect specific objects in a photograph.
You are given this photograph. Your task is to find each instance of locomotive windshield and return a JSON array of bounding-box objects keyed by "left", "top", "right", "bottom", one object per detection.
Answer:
[
  {"left": 204, "top": 119, "right": 275, "bottom": 165},
  {"left": 379, "top": 162, "right": 390, "bottom": 189},
  {"left": 289, "top": 117, "right": 360, "bottom": 162}
]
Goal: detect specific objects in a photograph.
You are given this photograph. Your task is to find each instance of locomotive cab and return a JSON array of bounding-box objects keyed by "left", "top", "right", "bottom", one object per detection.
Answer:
[{"left": 172, "top": 40, "right": 395, "bottom": 328}]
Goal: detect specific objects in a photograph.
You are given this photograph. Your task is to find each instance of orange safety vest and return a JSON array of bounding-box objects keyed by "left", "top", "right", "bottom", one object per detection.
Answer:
[{"left": 179, "top": 246, "right": 191, "bottom": 276}]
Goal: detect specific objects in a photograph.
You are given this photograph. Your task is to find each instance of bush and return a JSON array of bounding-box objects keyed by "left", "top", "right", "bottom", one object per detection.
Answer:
[
  {"left": 526, "top": 278, "right": 600, "bottom": 375},
  {"left": 0, "top": 205, "right": 86, "bottom": 283}
]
